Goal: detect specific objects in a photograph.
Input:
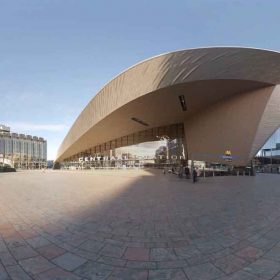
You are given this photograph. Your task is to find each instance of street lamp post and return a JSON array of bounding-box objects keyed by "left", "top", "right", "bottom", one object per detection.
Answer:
[{"left": 271, "top": 148, "right": 273, "bottom": 173}]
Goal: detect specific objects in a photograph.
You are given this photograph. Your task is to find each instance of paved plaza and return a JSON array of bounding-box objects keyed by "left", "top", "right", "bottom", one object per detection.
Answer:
[{"left": 1, "top": 171, "right": 280, "bottom": 279}]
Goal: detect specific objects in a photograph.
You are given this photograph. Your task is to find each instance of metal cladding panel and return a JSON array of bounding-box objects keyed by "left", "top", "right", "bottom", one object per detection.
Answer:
[
  {"left": 184, "top": 86, "right": 276, "bottom": 166},
  {"left": 56, "top": 47, "right": 280, "bottom": 162}
]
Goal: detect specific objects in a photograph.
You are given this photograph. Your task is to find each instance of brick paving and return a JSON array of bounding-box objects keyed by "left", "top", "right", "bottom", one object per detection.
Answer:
[{"left": 0, "top": 170, "right": 280, "bottom": 279}]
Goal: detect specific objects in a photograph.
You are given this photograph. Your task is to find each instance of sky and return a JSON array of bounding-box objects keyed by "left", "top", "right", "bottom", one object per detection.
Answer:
[{"left": 1, "top": 0, "right": 280, "bottom": 160}]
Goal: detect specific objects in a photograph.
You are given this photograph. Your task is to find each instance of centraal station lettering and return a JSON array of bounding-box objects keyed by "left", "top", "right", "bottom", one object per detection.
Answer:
[{"left": 78, "top": 155, "right": 186, "bottom": 162}]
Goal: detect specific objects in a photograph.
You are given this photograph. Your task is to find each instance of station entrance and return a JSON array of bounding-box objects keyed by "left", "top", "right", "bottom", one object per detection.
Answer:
[{"left": 61, "top": 123, "right": 187, "bottom": 170}]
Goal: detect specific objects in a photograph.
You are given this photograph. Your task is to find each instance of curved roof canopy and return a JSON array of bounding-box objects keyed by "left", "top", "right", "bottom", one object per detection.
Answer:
[{"left": 56, "top": 47, "right": 280, "bottom": 163}]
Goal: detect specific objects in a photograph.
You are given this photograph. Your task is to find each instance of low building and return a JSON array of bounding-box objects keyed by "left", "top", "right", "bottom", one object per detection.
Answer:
[{"left": 0, "top": 124, "right": 47, "bottom": 169}]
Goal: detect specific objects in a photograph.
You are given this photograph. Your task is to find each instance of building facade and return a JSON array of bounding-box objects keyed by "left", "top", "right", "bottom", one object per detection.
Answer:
[
  {"left": 0, "top": 124, "right": 47, "bottom": 169},
  {"left": 56, "top": 47, "right": 280, "bottom": 167},
  {"left": 260, "top": 127, "right": 280, "bottom": 158}
]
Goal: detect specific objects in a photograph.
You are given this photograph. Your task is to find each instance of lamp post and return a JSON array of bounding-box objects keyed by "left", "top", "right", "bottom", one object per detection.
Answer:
[{"left": 271, "top": 148, "right": 273, "bottom": 173}]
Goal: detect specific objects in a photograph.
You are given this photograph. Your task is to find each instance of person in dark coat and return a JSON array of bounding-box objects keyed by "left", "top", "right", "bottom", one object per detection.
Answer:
[
  {"left": 185, "top": 166, "right": 190, "bottom": 179},
  {"left": 192, "top": 168, "right": 197, "bottom": 183}
]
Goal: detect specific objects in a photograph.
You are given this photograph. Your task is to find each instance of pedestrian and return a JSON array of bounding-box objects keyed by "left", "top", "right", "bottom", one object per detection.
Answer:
[
  {"left": 178, "top": 165, "right": 183, "bottom": 178},
  {"left": 192, "top": 168, "right": 197, "bottom": 183},
  {"left": 185, "top": 166, "right": 190, "bottom": 179}
]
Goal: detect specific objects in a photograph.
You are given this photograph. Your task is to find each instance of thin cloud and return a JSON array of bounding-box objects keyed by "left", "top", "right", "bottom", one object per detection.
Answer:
[{"left": 6, "top": 122, "right": 68, "bottom": 132}]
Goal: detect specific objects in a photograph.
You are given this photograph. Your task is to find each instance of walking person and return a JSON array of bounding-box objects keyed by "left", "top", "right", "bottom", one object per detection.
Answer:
[
  {"left": 192, "top": 168, "right": 197, "bottom": 183},
  {"left": 185, "top": 166, "right": 190, "bottom": 179},
  {"left": 178, "top": 165, "right": 183, "bottom": 178}
]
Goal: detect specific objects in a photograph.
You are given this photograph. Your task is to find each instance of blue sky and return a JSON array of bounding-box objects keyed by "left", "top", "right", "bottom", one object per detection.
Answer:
[{"left": 1, "top": 0, "right": 280, "bottom": 160}]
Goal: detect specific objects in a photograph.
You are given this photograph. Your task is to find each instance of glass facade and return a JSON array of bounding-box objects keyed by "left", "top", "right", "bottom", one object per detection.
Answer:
[
  {"left": 0, "top": 125, "right": 47, "bottom": 169},
  {"left": 259, "top": 127, "right": 280, "bottom": 157},
  {"left": 60, "top": 123, "right": 186, "bottom": 169},
  {"left": 61, "top": 138, "right": 187, "bottom": 170}
]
